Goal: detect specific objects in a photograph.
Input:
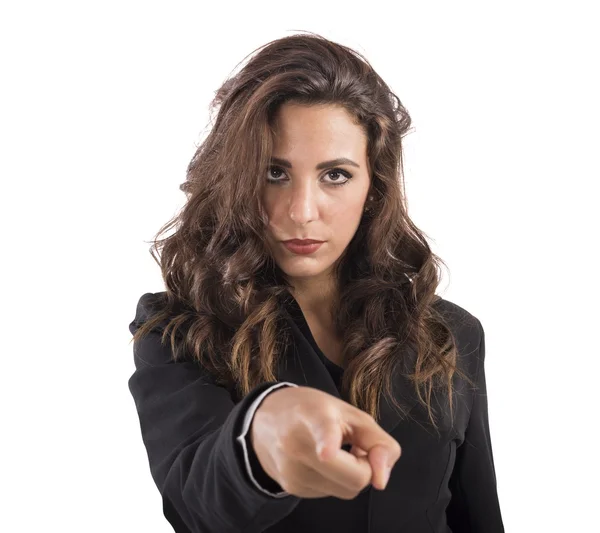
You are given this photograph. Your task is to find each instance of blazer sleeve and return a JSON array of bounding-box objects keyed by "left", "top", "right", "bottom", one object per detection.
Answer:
[
  {"left": 238, "top": 382, "right": 300, "bottom": 497},
  {"left": 127, "top": 293, "right": 301, "bottom": 533},
  {"left": 446, "top": 320, "right": 505, "bottom": 532}
]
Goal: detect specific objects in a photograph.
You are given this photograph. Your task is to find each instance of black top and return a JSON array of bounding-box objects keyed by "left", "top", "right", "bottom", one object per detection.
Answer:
[
  {"left": 281, "top": 295, "right": 371, "bottom": 533},
  {"left": 284, "top": 295, "right": 346, "bottom": 387}
]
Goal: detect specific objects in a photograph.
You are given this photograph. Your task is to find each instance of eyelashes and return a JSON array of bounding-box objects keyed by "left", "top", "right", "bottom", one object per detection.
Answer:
[{"left": 266, "top": 166, "right": 353, "bottom": 187}]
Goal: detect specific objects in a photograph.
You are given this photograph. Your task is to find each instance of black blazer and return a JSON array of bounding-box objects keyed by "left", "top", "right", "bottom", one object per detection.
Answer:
[{"left": 128, "top": 291, "right": 504, "bottom": 533}]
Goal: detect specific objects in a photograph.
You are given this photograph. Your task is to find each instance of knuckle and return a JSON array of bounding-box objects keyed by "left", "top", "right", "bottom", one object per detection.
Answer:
[
  {"left": 359, "top": 409, "right": 374, "bottom": 422},
  {"left": 313, "top": 406, "right": 339, "bottom": 427},
  {"left": 354, "top": 409, "right": 374, "bottom": 426}
]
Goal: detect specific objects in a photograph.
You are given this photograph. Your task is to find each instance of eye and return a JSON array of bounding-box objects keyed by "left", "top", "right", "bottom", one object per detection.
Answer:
[
  {"left": 267, "top": 166, "right": 286, "bottom": 182},
  {"left": 322, "top": 168, "right": 353, "bottom": 186},
  {"left": 266, "top": 166, "right": 353, "bottom": 187}
]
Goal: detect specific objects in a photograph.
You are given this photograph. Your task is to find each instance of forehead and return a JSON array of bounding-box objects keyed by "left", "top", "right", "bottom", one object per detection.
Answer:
[{"left": 271, "top": 103, "right": 367, "bottom": 156}]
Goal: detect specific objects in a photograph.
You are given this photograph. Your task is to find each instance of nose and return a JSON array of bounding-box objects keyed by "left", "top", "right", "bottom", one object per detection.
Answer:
[{"left": 288, "top": 182, "right": 318, "bottom": 225}]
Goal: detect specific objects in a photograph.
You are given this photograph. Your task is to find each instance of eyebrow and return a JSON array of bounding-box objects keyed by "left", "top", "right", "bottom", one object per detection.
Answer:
[{"left": 269, "top": 157, "right": 360, "bottom": 170}]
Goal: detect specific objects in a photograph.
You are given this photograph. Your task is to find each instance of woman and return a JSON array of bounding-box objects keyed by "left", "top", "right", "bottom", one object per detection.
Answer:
[{"left": 128, "top": 32, "right": 504, "bottom": 533}]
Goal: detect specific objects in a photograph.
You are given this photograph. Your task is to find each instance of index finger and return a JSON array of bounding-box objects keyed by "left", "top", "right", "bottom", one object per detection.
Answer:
[{"left": 344, "top": 408, "right": 402, "bottom": 467}]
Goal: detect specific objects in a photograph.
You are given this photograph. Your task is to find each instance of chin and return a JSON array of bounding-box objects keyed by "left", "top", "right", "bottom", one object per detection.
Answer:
[{"left": 277, "top": 257, "right": 333, "bottom": 280}]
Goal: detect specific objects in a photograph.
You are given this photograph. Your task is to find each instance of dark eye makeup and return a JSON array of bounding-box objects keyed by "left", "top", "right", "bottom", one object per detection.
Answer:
[{"left": 266, "top": 165, "right": 353, "bottom": 187}]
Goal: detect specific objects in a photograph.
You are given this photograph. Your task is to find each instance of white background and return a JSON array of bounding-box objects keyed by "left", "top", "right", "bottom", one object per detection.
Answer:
[{"left": 2, "top": 1, "right": 598, "bottom": 531}]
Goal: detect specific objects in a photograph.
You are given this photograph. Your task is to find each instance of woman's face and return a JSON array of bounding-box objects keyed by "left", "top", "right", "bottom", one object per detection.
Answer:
[{"left": 262, "top": 102, "right": 371, "bottom": 284}]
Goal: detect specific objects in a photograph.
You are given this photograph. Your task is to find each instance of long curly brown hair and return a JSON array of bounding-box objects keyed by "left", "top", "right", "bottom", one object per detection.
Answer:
[{"left": 130, "top": 31, "right": 472, "bottom": 430}]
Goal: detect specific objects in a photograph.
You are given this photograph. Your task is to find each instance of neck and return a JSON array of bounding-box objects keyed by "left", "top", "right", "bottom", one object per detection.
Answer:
[{"left": 288, "top": 275, "right": 338, "bottom": 320}]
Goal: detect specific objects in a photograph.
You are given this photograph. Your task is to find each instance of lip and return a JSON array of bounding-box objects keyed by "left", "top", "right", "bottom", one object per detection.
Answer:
[
  {"left": 282, "top": 241, "right": 324, "bottom": 255},
  {"left": 282, "top": 239, "right": 325, "bottom": 245}
]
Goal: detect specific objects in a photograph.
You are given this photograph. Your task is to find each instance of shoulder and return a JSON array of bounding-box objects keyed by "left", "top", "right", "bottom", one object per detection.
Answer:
[
  {"left": 432, "top": 295, "right": 482, "bottom": 338},
  {"left": 128, "top": 291, "right": 201, "bottom": 369},
  {"left": 431, "top": 295, "right": 485, "bottom": 374},
  {"left": 129, "top": 291, "right": 186, "bottom": 335},
  {"left": 130, "top": 291, "right": 167, "bottom": 324}
]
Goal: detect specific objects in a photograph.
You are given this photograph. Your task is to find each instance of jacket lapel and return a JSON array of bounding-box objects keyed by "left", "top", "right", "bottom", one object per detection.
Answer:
[
  {"left": 276, "top": 313, "right": 342, "bottom": 400},
  {"left": 276, "top": 307, "right": 422, "bottom": 436}
]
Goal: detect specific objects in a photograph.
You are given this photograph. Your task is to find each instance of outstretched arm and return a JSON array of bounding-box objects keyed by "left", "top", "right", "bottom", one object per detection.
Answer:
[{"left": 128, "top": 293, "right": 301, "bottom": 533}]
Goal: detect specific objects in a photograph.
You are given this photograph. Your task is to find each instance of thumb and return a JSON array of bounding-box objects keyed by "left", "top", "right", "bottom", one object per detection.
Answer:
[
  {"left": 345, "top": 409, "right": 401, "bottom": 467},
  {"left": 343, "top": 409, "right": 401, "bottom": 489},
  {"left": 368, "top": 444, "right": 397, "bottom": 490}
]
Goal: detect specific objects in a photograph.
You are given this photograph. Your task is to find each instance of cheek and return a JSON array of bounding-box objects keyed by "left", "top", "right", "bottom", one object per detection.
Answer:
[
  {"left": 328, "top": 197, "right": 364, "bottom": 224},
  {"left": 324, "top": 200, "right": 365, "bottom": 247}
]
